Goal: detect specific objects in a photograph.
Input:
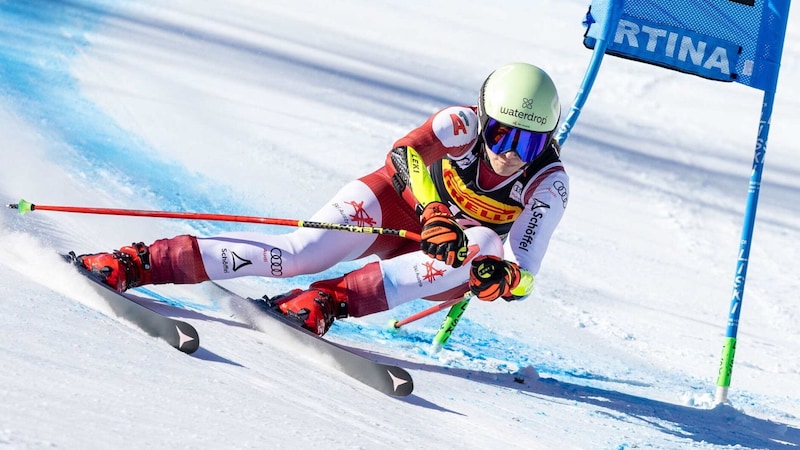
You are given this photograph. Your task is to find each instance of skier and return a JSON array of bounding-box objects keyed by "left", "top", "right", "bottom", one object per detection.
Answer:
[{"left": 76, "top": 62, "right": 569, "bottom": 336}]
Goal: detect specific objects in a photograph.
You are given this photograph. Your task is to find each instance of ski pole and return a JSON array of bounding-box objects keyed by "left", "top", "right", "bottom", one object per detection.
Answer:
[
  {"left": 6, "top": 199, "right": 421, "bottom": 241},
  {"left": 430, "top": 295, "right": 471, "bottom": 354},
  {"left": 388, "top": 296, "right": 465, "bottom": 330}
]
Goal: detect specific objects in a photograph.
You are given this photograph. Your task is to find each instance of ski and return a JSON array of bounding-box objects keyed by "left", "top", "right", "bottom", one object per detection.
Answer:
[
  {"left": 212, "top": 282, "right": 414, "bottom": 397},
  {"left": 64, "top": 253, "right": 200, "bottom": 354}
]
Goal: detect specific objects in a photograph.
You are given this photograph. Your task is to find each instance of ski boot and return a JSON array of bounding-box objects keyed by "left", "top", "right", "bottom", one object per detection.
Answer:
[
  {"left": 73, "top": 243, "right": 152, "bottom": 292},
  {"left": 259, "top": 280, "right": 348, "bottom": 336}
]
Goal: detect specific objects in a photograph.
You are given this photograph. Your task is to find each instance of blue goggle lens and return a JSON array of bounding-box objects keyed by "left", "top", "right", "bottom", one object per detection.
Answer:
[{"left": 483, "top": 118, "right": 549, "bottom": 163}]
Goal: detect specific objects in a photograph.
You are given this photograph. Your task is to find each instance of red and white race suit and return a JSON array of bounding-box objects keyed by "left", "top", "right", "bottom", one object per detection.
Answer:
[{"left": 149, "top": 106, "right": 568, "bottom": 316}]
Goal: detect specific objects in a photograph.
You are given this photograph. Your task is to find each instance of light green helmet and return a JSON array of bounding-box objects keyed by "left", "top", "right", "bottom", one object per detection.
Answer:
[{"left": 478, "top": 62, "right": 561, "bottom": 133}]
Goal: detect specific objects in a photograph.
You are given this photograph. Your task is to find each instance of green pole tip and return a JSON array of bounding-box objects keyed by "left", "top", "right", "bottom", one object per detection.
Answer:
[{"left": 14, "top": 199, "right": 34, "bottom": 215}]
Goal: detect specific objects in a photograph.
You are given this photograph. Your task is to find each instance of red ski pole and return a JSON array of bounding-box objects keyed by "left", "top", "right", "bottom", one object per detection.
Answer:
[
  {"left": 7, "top": 199, "right": 421, "bottom": 241},
  {"left": 388, "top": 296, "right": 465, "bottom": 330}
]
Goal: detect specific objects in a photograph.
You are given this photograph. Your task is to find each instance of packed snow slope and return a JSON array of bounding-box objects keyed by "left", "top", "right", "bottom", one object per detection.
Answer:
[{"left": 1, "top": 1, "right": 799, "bottom": 449}]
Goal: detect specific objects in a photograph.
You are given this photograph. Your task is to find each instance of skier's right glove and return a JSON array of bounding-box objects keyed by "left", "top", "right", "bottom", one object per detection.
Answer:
[{"left": 419, "top": 201, "right": 468, "bottom": 268}]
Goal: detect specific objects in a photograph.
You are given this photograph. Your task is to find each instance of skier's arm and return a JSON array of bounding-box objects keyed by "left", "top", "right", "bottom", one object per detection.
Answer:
[
  {"left": 470, "top": 166, "right": 568, "bottom": 302},
  {"left": 500, "top": 169, "right": 569, "bottom": 300},
  {"left": 384, "top": 106, "right": 479, "bottom": 267}
]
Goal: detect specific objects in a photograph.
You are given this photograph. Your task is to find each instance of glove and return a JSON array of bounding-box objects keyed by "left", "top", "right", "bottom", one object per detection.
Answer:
[
  {"left": 419, "top": 201, "right": 468, "bottom": 268},
  {"left": 469, "top": 255, "right": 522, "bottom": 301}
]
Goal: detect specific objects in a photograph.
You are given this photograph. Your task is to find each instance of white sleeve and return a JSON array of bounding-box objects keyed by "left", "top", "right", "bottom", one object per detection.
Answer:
[{"left": 503, "top": 170, "right": 569, "bottom": 275}]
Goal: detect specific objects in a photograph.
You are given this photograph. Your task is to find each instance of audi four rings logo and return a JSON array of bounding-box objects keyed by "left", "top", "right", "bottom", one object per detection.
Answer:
[{"left": 269, "top": 248, "right": 284, "bottom": 276}]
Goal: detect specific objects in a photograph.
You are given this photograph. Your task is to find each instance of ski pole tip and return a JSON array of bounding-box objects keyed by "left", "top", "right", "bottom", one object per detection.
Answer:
[
  {"left": 8, "top": 199, "right": 34, "bottom": 214},
  {"left": 387, "top": 318, "right": 401, "bottom": 332}
]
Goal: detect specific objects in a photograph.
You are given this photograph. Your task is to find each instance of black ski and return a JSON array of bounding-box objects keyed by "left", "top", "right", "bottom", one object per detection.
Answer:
[
  {"left": 64, "top": 253, "right": 200, "bottom": 354},
  {"left": 213, "top": 283, "right": 414, "bottom": 397}
]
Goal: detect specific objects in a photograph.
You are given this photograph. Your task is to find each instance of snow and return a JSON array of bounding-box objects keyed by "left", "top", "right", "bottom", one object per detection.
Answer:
[{"left": 1, "top": 0, "right": 799, "bottom": 448}]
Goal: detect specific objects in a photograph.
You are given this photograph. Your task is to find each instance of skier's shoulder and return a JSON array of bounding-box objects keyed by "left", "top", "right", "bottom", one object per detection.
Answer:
[{"left": 429, "top": 105, "right": 480, "bottom": 146}]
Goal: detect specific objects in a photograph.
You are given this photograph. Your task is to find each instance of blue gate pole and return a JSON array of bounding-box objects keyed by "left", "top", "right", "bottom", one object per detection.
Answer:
[
  {"left": 714, "top": 88, "right": 776, "bottom": 405},
  {"left": 555, "top": 0, "right": 622, "bottom": 146}
]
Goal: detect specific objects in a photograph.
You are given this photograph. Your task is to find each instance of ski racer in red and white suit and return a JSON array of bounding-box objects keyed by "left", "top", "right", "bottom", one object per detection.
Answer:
[{"left": 76, "top": 63, "right": 569, "bottom": 336}]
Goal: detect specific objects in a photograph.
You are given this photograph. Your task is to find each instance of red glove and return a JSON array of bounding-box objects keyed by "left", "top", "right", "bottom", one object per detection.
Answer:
[
  {"left": 419, "top": 202, "right": 468, "bottom": 268},
  {"left": 469, "top": 255, "right": 522, "bottom": 301}
]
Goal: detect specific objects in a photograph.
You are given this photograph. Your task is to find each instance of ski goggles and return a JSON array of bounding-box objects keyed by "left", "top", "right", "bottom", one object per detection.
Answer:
[{"left": 482, "top": 118, "right": 550, "bottom": 163}]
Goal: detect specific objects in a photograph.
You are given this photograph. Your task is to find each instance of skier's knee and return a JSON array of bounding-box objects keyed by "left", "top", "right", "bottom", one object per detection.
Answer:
[{"left": 464, "top": 226, "right": 504, "bottom": 259}]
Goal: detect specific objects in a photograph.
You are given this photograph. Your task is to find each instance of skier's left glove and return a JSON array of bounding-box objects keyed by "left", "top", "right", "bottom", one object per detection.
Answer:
[{"left": 469, "top": 255, "right": 531, "bottom": 302}]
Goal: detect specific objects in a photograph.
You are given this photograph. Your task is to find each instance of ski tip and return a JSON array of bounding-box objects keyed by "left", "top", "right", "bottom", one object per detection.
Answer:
[
  {"left": 175, "top": 323, "right": 200, "bottom": 354},
  {"left": 386, "top": 367, "right": 414, "bottom": 397}
]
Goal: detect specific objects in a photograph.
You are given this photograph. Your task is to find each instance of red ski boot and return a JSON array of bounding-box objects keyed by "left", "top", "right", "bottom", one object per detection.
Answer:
[
  {"left": 75, "top": 242, "right": 152, "bottom": 292},
  {"left": 276, "top": 280, "right": 348, "bottom": 336}
]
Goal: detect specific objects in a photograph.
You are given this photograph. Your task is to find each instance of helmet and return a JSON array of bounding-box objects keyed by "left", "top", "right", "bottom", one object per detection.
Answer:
[
  {"left": 478, "top": 63, "right": 561, "bottom": 162},
  {"left": 478, "top": 62, "right": 560, "bottom": 133}
]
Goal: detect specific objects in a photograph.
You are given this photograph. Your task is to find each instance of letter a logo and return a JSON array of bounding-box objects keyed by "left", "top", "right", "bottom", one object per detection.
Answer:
[{"left": 450, "top": 113, "right": 467, "bottom": 136}]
